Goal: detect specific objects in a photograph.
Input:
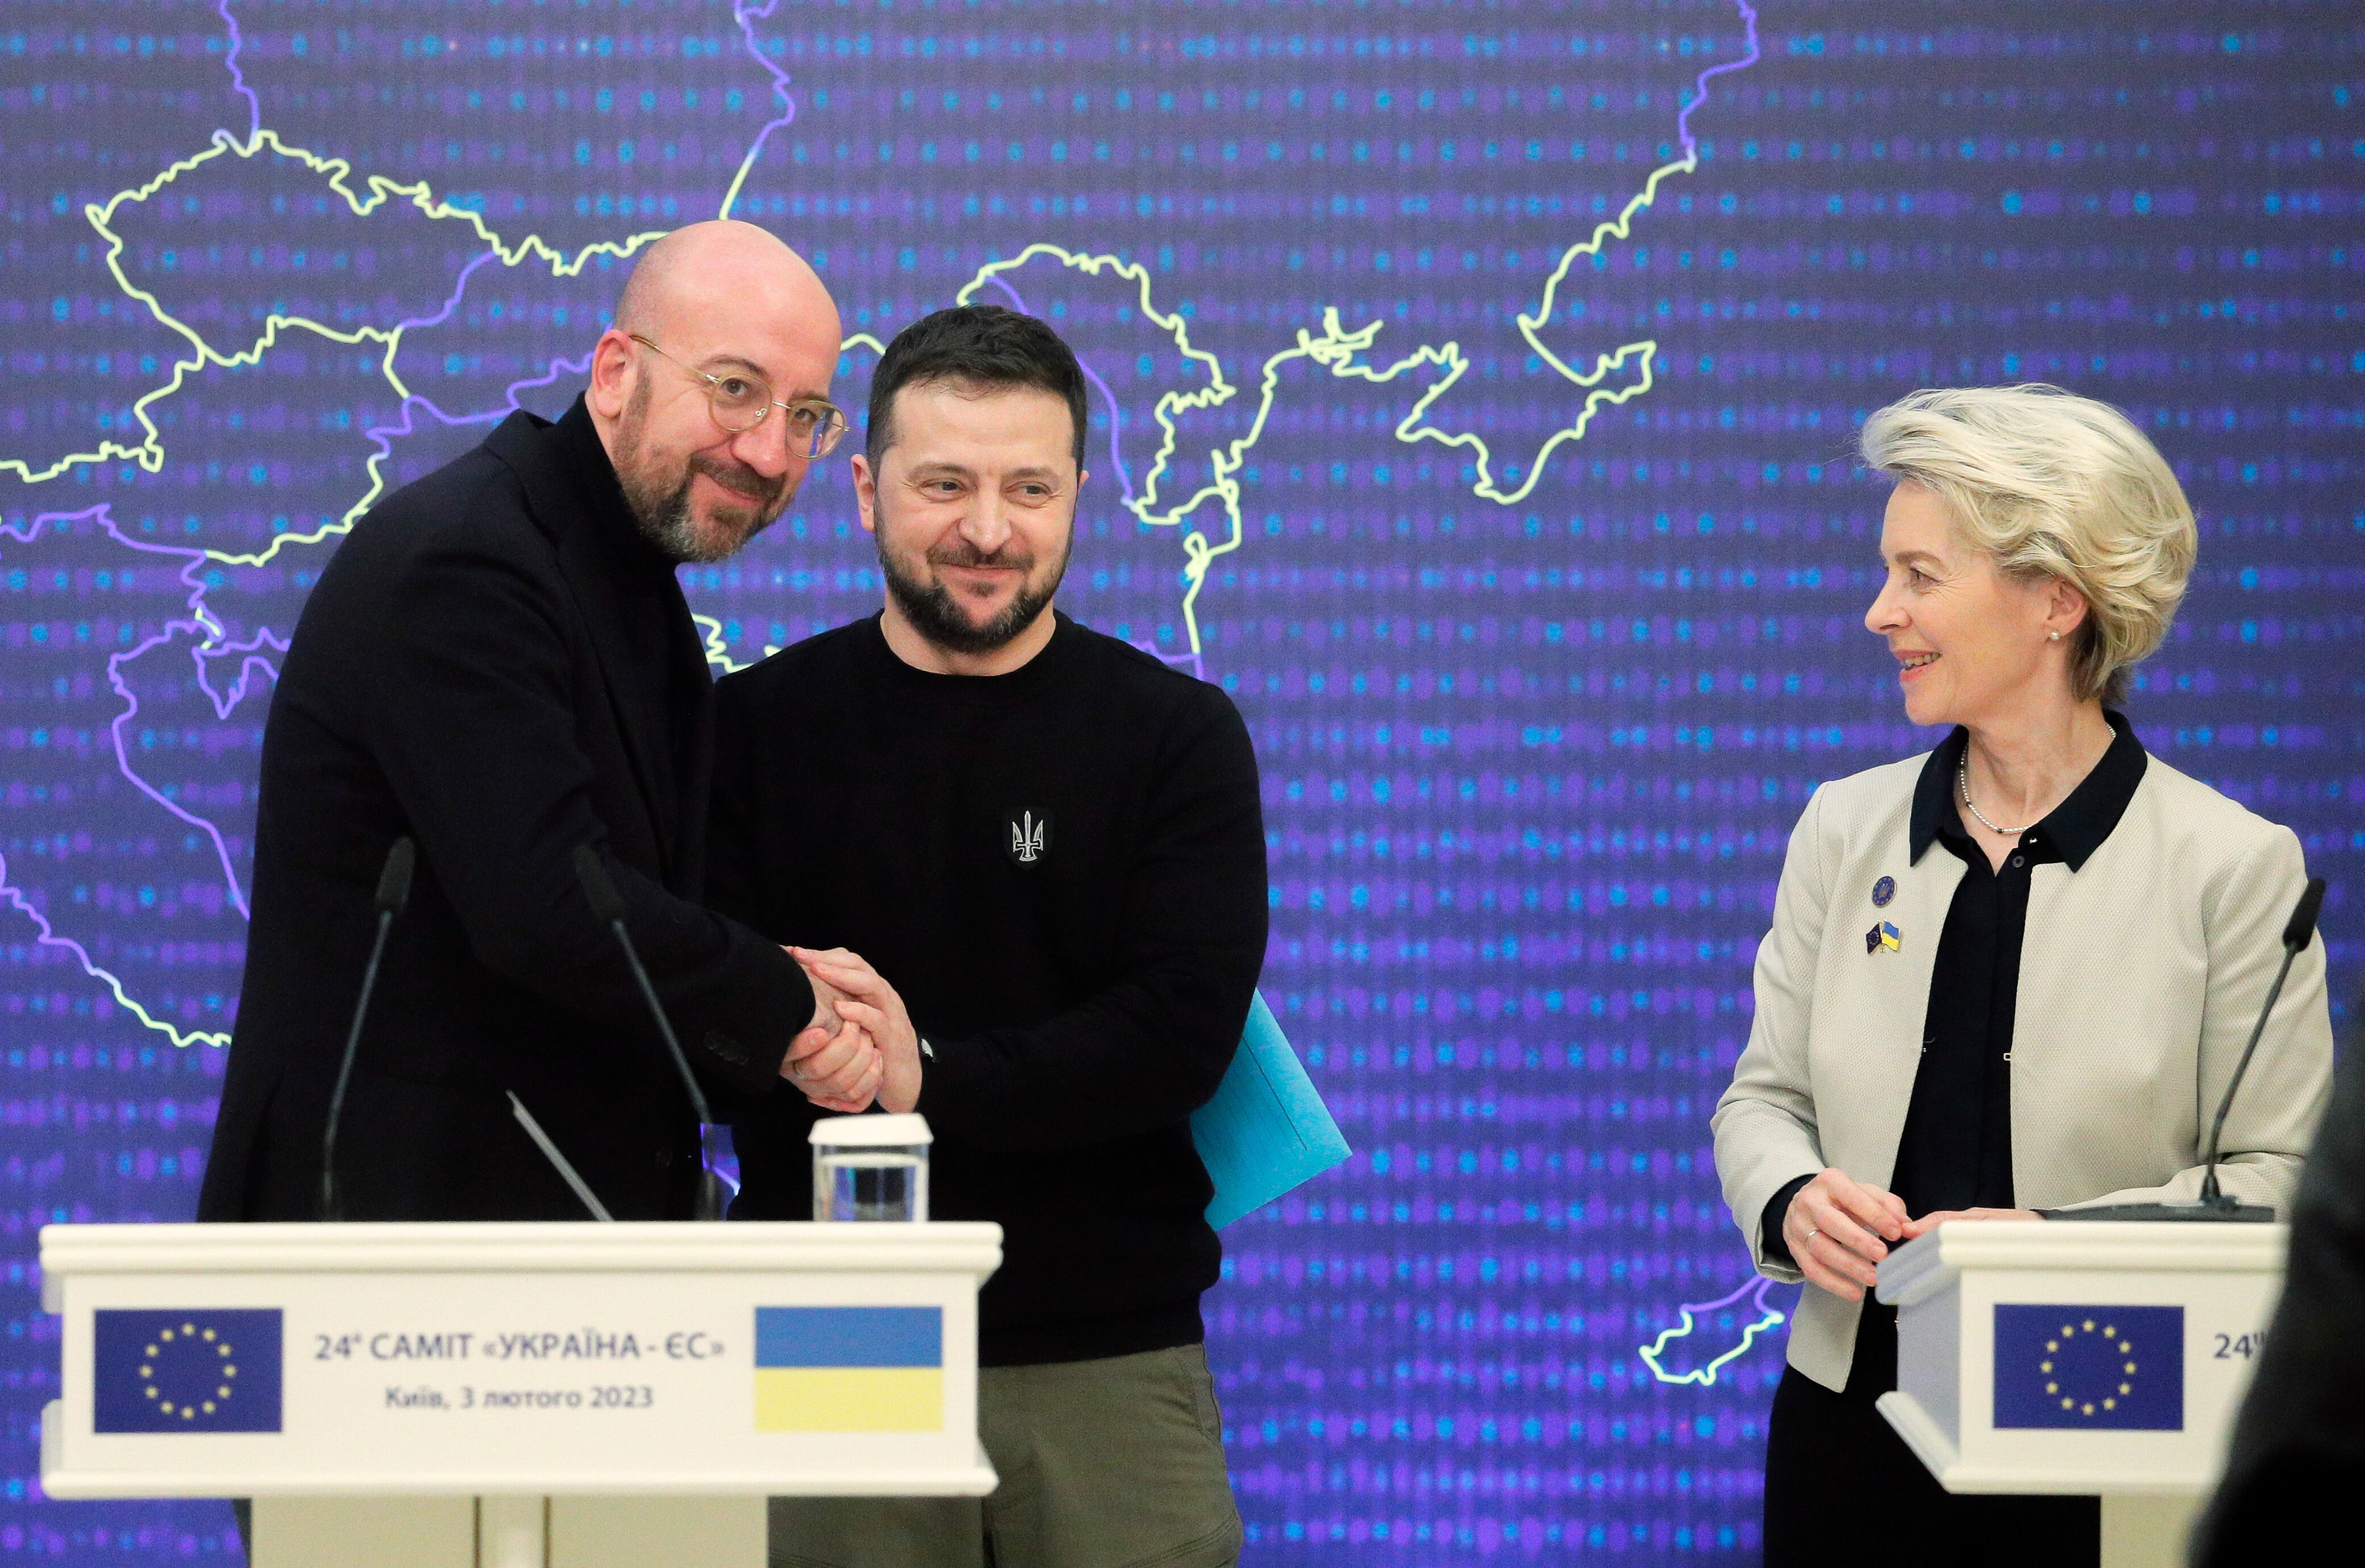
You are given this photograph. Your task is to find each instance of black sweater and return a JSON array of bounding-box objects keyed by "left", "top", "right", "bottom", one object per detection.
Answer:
[{"left": 708, "top": 613, "right": 1269, "bottom": 1365}]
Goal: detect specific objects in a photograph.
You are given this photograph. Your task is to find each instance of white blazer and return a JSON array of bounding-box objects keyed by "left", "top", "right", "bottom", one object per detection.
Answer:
[{"left": 1712, "top": 745, "right": 2333, "bottom": 1391}]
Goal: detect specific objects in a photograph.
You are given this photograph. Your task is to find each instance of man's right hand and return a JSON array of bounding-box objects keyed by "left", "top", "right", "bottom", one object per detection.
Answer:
[
  {"left": 1782, "top": 1168, "right": 1908, "bottom": 1302},
  {"left": 791, "top": 948, "right": 921, "bottom": 1115},
  {"left": 779, "top": 959, "right": 881, "bottom": 1113}
]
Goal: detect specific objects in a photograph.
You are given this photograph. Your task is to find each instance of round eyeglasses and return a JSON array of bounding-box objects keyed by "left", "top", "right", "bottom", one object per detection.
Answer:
[{"left": 629, "top": 334, "right": 850, "bottom": 458}]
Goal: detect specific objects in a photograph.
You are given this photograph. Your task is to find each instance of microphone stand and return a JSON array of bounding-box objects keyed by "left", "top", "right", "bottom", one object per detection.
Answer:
[
  {"left": 318, "top": 838, "right": 416, "bottom": 1222},
  {"left": 508, "top": 1093, "right": 615, "bottom": 1221},
  {"left": 572, "top": 845, "right": 728, "bottom": 1221}
]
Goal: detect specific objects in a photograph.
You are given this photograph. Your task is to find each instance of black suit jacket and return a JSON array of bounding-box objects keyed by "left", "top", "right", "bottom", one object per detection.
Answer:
[{"left": 198, "top": 399, "right": 813, "bottom": 1222}]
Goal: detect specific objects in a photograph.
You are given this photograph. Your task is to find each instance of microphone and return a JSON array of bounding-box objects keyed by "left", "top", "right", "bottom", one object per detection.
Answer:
[
  {"left": 571, "top": 844, "right": 726, "bottom": 1221},
  {"left": 2196, "top": 877, "right": 2327, "bottom": 1209},
  {"left": 318, "top": 837, "right": 416, "bottom": 1222},
  {"left": 2055, "top": 877, "right": 2325, "bottom": 1224}
]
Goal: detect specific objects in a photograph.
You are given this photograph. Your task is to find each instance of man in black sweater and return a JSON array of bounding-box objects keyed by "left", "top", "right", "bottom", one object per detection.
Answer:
[{"left": 710, "top": 306, "right": 1267, "bottom": 1568}]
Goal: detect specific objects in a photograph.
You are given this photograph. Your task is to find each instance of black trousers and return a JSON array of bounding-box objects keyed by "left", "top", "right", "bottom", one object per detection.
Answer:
[{"left": 1764, "top": 1302, "right": 2098, "bottom": 1568}]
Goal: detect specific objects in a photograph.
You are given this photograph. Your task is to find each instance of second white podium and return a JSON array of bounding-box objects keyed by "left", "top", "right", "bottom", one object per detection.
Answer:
[
  {"left": 40, "top": 1219, "right": 1003, "bottom": 1567},
  {"left": 1876, "top": 1219, "right": 2283, "bottom": 1568}
]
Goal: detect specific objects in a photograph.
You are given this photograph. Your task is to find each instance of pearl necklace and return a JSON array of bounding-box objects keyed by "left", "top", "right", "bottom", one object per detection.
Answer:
[{"left": 1957, "top": 758, "right": 2031, "bottom": 836}]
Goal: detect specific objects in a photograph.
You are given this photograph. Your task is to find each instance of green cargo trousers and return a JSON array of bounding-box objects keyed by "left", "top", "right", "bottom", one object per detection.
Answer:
[{"left": 770, "top": 1343, "right": 1242, "bottom": 1568}]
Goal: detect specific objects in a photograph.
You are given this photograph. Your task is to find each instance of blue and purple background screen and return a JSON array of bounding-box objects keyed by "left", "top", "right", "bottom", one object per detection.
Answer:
[{"left": 1, "top": 1, "right": 2358, "bottom": 1559}]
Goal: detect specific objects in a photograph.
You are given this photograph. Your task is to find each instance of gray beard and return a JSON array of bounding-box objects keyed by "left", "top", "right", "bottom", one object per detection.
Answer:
[
  {"left": 612, "top": 380, "right": 785, "bottom": 563},
  {"left": 629, "top": 473, "right": 727, "bottom": 565},
  {"left": 620, "top": 462, "right": 789, "bottom": 565}
]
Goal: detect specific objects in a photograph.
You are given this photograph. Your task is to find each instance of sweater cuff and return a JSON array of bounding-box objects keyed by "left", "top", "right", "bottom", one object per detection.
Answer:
[{"left": 1760, "top": 1173, "right": 1816, "bottom": 1267}]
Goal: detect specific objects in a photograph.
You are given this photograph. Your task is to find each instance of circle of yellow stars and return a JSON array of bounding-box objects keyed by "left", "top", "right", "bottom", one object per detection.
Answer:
[
  {"left": 2039, "top": 1318, "right": 2136, "bottom": 1417},
  {"left": 137, "top": 1322, "right": 239, "bottom": 1421}
]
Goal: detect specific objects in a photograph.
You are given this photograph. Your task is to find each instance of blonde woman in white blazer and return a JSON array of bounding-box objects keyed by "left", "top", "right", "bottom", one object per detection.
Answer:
[{"left": 1712, "top": 385, "right": 2333, "bottom": 1567}]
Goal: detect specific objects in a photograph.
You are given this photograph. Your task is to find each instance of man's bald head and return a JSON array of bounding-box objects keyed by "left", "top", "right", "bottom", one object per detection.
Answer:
[
  {"left": 586, "top": 220, "right": 843, "bottom": 565},
  {"left": 612, "top": 220, "right": 835, "bottom": 344}
]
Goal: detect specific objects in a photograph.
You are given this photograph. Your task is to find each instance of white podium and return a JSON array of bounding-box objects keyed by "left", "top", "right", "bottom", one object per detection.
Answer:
[
  {"left": 1876, "top": 1220, "right": 2283, "bottom": 1568},
  {"left": 40, "top": 1221, "right": 1002, "bottom": 1567}
]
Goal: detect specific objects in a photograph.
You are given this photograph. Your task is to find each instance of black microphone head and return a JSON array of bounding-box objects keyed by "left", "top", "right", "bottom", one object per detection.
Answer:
[
  {"left": 2284, "top": 877, "right": 2327, "bottom": 953},
  {"left": 573, "top": 843, "right": 628, "bottom": 927},
  {"left": 374, "top": 836, "right": 416, "bottom": 917}
]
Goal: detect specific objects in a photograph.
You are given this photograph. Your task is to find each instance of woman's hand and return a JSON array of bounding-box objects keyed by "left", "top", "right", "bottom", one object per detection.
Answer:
[
  {"left": 1902, "top": 1206, "right": 2042, "bottom": 1238},
  {"left": 1783, "top": 1169, "right": 1910, "bottom": 1302}
]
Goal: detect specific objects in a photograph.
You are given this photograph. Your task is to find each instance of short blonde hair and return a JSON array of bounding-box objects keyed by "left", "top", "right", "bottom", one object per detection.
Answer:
[{"left": 1860, "top": 384, "right": 2197, "bottom": 706}]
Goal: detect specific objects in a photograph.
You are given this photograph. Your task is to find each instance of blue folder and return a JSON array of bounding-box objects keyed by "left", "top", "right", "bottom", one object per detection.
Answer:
[{"left": 1192, "top": 991, "right": 1351, "bottom": 1229}]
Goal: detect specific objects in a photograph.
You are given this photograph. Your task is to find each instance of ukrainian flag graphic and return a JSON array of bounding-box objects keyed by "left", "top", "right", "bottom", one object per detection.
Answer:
[{"left": 754, "top": 1306, "right": 943, "bottom": 1432}]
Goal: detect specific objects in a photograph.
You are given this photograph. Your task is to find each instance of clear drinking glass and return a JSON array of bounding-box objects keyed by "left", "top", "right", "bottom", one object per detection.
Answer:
[{"left": 808, "top": 1113, "right": 932, "bottom": 1222}]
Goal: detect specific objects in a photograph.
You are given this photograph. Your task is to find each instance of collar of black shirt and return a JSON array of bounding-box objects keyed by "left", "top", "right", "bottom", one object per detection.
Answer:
[
  {"left": 1908, "top": 708, "right": 2147, "bottom": 870},
  {"left": 856, "top": 608, "right": 1078, "bottom": 699}
]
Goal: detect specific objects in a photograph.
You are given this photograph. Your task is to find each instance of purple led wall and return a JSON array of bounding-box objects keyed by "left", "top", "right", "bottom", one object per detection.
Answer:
[{"left": 1, "top": 1, "right": 2358, "bottom": 1559}]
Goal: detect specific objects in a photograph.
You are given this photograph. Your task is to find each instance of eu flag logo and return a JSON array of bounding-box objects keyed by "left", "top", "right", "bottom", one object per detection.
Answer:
[
  {"left": 1993, "top": 1304, "right": 2182, "bottom": 1431},
  {"left": 93, "top": 1310, "right": 283, "bottom": 1433}
]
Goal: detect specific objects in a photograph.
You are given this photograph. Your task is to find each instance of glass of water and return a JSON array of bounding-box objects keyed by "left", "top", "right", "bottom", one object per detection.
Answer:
[{"left": 808, "top": 1113, "right": 932, "bottom": 1222}]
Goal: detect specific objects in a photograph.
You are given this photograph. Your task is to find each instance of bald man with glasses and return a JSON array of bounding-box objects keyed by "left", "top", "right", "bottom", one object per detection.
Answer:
[{"left": 200, "top": 221, "right": 883, "bottom": 1226}]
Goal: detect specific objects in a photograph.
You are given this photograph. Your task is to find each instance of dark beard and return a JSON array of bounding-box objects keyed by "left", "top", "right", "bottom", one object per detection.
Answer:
[
  {"left": 878, "top": 533, "right": 1069, "bottom": 657},
  {"left": 612, "top": 379, "right": 789, "bottom": 563}
]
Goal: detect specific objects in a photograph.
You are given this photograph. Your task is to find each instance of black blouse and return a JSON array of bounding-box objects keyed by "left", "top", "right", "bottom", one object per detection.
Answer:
[{"left": 1890, "top": 713, "right": 2148, "bottom": 1216}]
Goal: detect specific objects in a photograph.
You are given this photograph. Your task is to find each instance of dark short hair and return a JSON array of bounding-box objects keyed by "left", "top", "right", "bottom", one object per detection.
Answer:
[{"left": 866, "top": 305, "right": 1089, "bottom": 470}]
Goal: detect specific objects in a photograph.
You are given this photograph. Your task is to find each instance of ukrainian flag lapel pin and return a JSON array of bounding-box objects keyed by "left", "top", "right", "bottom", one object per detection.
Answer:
[{"left": 1864, "top": 920, "right": 1902, "bottom": 955}]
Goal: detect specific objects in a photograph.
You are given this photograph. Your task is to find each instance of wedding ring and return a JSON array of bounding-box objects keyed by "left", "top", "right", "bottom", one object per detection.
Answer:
[{"left": 1803, "top": 1226, "right": 1820, "bottom": 1245}]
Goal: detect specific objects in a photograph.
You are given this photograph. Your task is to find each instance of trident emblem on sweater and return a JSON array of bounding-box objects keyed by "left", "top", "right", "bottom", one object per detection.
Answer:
[{"left": 1007, "top": 810, "right": 1051, "bottom": 866}]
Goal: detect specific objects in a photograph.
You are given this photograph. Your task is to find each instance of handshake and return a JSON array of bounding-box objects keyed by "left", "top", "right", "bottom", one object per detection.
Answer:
[{"left": 779, "top": 947, "right": 922, "bottom": 1116}]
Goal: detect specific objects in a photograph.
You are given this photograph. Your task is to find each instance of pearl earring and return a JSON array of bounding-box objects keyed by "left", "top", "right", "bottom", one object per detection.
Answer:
[{"left": 2048, "top": 631, "right": 2060, "bottom": 641}]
